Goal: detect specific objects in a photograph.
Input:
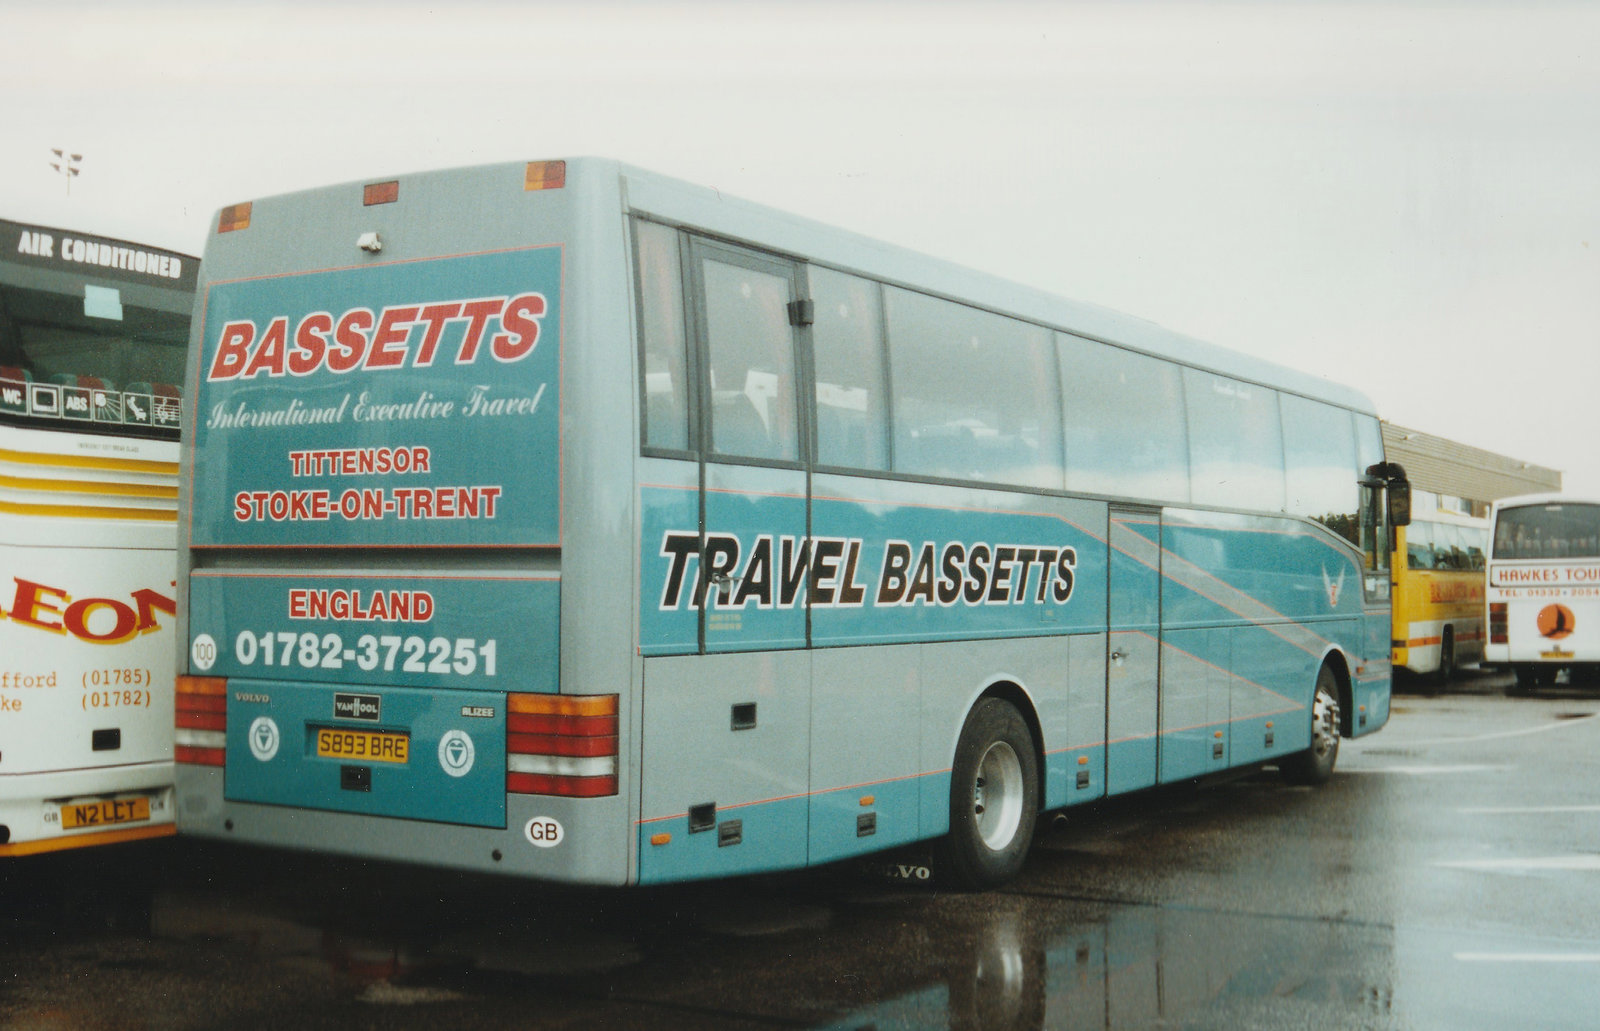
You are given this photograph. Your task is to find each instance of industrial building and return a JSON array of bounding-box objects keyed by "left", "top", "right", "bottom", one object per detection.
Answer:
[{"left": 1382, "top": 421, "right": 1561, "bottom": 517}]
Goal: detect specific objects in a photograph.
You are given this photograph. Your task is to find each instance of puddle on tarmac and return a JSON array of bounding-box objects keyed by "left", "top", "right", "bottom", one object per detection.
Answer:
[
  {"left": 812, "top": 903, "right": 1396, "bottom": 1030},
  {"left": 2, "top": 841, "right": 1400, "bottom": 1028}
]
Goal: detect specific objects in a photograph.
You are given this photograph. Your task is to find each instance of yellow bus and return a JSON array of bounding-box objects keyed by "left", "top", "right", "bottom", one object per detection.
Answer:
[{"left": 1391, "top": 503, "right": 1487, "bottom": 683}]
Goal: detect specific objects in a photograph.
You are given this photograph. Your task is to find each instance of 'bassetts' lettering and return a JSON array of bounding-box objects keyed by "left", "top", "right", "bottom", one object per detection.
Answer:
[{"left": 206, "top": 292, "right": 547, "bottom": 381}]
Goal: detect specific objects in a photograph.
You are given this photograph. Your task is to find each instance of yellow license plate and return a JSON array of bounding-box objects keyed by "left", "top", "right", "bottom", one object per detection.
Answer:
[
  {"left": 315, "top": 727, "right": 410, "bottom": 764},
  {"left": 60, "top": 796, "right": 151, "bottom": 830}
]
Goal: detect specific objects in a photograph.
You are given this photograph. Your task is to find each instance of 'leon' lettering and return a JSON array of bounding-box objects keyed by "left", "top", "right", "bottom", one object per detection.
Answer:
[{"left": 0, "top": 577, "right": 175, "bottom": 645}]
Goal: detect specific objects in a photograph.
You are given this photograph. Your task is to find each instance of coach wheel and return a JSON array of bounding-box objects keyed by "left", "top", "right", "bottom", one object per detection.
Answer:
[
  {"left": 1513, "top": 663, "right": 1554, "bottom": 695},
  {"left": 1281, "top": 664, "right": 1341, "bottom": 786},
  {"left": 938, "top": 698, "right": 1039, "bottom": 890}
]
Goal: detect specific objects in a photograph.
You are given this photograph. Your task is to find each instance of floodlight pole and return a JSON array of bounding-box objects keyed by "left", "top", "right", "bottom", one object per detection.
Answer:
[{"left": 50, "top": 148, "right": 83, "bottom": 195}]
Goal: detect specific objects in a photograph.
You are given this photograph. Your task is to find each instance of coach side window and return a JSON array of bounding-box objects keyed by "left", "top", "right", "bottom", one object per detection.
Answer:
[
  {"left": 809, "top": 267, "right": 890, "bottom": 471},
  {"left": 634, "top": 220, "right": 691, "bottom": 452},
  {"left": 1281, "top": 393, "right": 1359, "bottom": 544},
  {"left": 1185, "top": 369, "right": 1285, "bottom": 512},
  {"left": 884, "top": 288, "right": 1063, "bottom": 489},
  {"left": 700, "top": 256, "right": 800, "bottom": 463},
  {"left": 1059, "top": 335, "right": 1190, "bottom": 503}
]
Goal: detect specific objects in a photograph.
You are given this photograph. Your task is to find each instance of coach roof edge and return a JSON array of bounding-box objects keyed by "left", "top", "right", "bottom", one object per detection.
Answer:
[{"left": 615, "top": 159, "right": 1373, "bottom": 416}]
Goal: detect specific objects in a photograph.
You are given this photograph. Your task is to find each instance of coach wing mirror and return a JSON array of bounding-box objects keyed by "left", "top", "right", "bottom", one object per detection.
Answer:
[
  {"left": 1387, "top": 479, "right": 1412, "bottom": 528},
  {"left": 1365, "top": 461, "right": 1412, "bottom": 529}
]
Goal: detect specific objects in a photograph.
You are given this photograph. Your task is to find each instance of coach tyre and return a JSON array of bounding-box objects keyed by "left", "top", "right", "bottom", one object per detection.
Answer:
[
  {"left": 1280, "top": 663, "right": 1341, "bottom": 786},
  {"left": 1435, "top": 627, "right": 1456, "bottom": 689},
  {"left": 939, "top": 697, "right": 1039, "bottom": 889}
]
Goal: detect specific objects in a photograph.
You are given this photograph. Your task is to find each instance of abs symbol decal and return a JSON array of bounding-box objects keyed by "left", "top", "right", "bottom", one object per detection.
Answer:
[
  {"left": 437, "top": 729, "right": 476, "bottom": 777},
  {"left": 248, "top": 716, "right": 281, "bottom": 761}
]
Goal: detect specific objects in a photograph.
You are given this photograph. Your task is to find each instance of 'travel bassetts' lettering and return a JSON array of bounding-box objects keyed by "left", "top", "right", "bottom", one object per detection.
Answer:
[{"left": 656, "top": 531, "right": 1078, "bottom": 612}]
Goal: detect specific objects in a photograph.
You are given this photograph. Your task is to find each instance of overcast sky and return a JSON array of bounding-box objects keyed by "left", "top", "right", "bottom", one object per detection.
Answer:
[{"left": 4, "top": 0, "right": 1598, "bottom": 494}]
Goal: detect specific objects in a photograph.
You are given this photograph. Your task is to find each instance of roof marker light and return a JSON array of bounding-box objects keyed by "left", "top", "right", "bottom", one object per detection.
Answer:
[
  {"left": 524, "top": 160, "right": 566, "bottom": 192},
  {"left": 217, "top": 203, "right": 252, "bottom": 234}
]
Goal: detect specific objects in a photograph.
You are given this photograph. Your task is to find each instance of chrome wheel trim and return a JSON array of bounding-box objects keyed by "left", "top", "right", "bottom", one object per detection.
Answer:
[
  {"left": 1311, "top": 682, "right": 1340, "bottom": 760},
  {"left": 973, "top": 741, "right": 1025, "bottom": 851}
]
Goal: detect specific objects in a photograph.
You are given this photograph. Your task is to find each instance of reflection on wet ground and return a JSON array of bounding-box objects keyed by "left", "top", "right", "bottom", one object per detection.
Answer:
[
  {"left": 0, "top": 777, "right": 1401, "bottom": 1031},
  {"left": 25, "top": 672, "right": 1600, "bottom": 1029}
]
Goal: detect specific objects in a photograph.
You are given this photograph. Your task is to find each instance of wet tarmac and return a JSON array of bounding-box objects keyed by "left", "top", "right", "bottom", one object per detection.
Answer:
[{"left": 4, "top": 667, "right": 1599, "bottom": 1029}]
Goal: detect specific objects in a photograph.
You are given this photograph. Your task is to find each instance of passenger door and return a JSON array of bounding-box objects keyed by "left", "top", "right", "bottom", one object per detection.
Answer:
[
  {"left": 636, "top": 238, "right": 814, "bottom": 882},
  {"left": 1107, "top": 506, "right": 1162, "bottom": 794}
]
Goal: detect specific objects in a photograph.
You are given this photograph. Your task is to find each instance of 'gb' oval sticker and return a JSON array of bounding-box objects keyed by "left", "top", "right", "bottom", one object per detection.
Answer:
[{"left": 525, "top": 817, "right": 564, "bottom": 848}]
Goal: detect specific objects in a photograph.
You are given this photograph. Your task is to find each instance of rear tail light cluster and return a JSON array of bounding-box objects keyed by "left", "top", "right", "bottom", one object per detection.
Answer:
[
  {"left": 1490, "top": 603, "right": 1509, "bottom": 645},
  {"left": 506, "top": 693, "right": 617, "bottom": 798},
  {"left": 175, "top": 676, "right": 227, "bottom": 766}
]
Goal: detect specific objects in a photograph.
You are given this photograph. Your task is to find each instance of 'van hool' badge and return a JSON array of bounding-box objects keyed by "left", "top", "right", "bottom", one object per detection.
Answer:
[{"left": 333, "top": 693, "right": 382, "bottom": 721}]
